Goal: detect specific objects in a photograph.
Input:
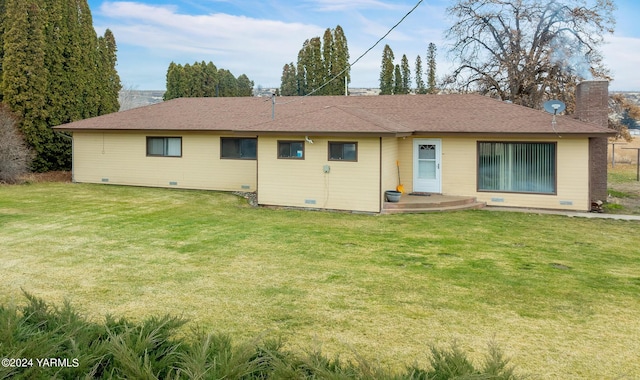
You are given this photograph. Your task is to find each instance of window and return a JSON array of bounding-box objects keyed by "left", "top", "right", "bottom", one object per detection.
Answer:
[
  {"left": 478, "top": 142, "right": 556, "bottom": 194},
  {"left": 221, "top": 138, "right": 257, "bottom": 159},
  {"left": 328, "top": 142, "right": 358, "bottom": 161},
  {"left": 278, "top": 140, "right": 304, "bottom": 159},
  {"left": 147, "top": 137, "right": 182, "bottom": 157}
]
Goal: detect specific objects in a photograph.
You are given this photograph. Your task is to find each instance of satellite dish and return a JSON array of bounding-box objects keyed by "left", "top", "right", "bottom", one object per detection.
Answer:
[{"left": 543, "top": 100, "right": 566, "bottom": 115}]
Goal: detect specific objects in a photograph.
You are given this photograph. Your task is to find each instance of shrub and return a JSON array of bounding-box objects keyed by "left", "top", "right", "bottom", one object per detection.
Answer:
[{"left": 0, "top": 293, "right": 523, "bottom": 379}]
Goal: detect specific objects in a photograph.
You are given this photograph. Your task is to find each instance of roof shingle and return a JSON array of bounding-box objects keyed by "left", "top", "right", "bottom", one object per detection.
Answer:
[{"left": 54, "top": 94, "right": 614, "bottom": 136}]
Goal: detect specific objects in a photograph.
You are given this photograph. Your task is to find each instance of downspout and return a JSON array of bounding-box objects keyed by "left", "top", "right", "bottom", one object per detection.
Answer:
[
  {"left": 256, "top": 136, "right": 260, "bottom": 205},
  {"left": 379, "top": 137, "right": 383, "bottom": 213}
]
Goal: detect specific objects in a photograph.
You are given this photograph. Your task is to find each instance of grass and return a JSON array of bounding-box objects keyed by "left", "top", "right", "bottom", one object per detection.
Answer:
[
  {"left": 1, "top": 292, "right": 519, "bottom": 379},
  {"left": 609, "top": 164, "right": 640, "bottom": 186},
  {"left": 1, "top": 182, "right": 640, "bottom": 379}
]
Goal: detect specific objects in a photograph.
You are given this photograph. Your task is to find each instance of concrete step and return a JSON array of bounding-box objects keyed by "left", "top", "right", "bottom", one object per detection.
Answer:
[
  {"left": 382, "top": 201, "right": 486, "bottom": 214},
  {"left": 382, "top": 194, "right": 486, "bottom": 214}
]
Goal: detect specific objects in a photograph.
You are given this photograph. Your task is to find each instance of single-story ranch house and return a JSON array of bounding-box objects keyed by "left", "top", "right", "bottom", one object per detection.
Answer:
[{"left": 55, "top": 80, "right": 614, "bottom": 213}]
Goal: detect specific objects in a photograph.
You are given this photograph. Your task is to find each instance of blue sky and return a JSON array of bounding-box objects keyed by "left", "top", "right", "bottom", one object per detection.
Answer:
[{"left": 87, "top": 0, "right": 640, "bottom": 91}]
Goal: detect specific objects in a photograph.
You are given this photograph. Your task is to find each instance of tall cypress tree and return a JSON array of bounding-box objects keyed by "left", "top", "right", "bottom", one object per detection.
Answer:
[
  {"left": 288, "top": 25, "right": 350, "bottom": 96},
  {"left": 296, "top": 40, "right": 309, "bottom": 96},
  {"left": 69, "top": 0, "right": 102, "bottom": 119},
  {"left": 203, "top": 61, "right": 218, "bottom": 97},
  {"left": 1, "top": 0, "right": 53, "bottom": 170},
  {"left": 379, "top": 44, "right": 395, "bottom": 95},
  {"left": 164, "top": 61, "right": 250, "bottom": 99},
  {"left": 400, "top": 54, "right": 411, "bottom": 94},
  {"left": 185, "top": 63, "right": 203, "bottom": 97},
  {"left": 43, "top": 0, "right": 68, "bottom": 125},
  {"left": 415, "top": 55, "right": 426, "bottom": 94},
  {"left": 280, "top": 63, "right": 298, "bottom": 96},
  {"left": 217, "top": 69, "right": 238, "bottom": 97},
  {"left": 0, "top": 0, "right": 122, "bottom": 171},
  {"left": 331, "top": 25, "right": 350, "bottom": 95},
  {"left": 427, "top": 42, "right": 437, "bottom": 94},
  {"left": 306, "top": 37, "right": 323, "bottom": 95},
  {"left": 393, "top": 64, "right": 402, "bottom": 95},
  {"left": 237, "top": 74, "right": 253, "bottom": 96},
  {"left": 97, "top": 29, "right": 121, "bottom": 113},
  {"left": 0, "top": 1, "right": 5, "bottom": 100},
  {"left": 321, "top": 28, "right": 333, "bottom": 96},
  {"left": 164, "top": 62, "right": 182, "bottom": 100}
]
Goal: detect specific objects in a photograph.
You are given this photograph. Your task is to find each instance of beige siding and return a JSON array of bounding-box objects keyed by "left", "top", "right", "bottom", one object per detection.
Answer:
[
  {"left": 72, "top": 131, "right": 257, "bottom": 191},
  {"left": 257, "top": 136, "right": 382, "bottom": 212},
  {"left": 380, "top": 137, "right": 400, "bottom": 201},
  {"left": 72, "top": 131, "right": 593, "bottom": 212},
  {"left": 397, "top": 138, "right": 414, "bottom": 192},
  {"left": 431, "top": 136, "right": 592, "bottom": 211}
]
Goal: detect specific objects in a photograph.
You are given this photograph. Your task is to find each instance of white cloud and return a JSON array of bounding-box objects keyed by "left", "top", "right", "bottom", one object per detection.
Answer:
[
  {"left": 602, "top": 35, "right": 640, "bottom": 91},
  {"left": 305, "top": 0, "right": 400, "bottom": 12},
  {"left": 97, "top": 1, "right": 326, "bottom": 88}
]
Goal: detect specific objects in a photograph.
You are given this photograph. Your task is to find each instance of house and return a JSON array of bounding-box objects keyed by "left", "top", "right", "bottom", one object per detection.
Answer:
[{"left": 54, "top": 80, "right": 614, "bottom": 213}]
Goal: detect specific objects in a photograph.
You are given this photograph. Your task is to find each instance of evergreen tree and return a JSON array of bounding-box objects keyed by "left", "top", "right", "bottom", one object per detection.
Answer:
[
  {"left": 184, "top": 63, "right": 203, "bottom": 97},
  {"left": 217, "top": 69, "right": 238, "bottom": 97},
  {"left": 400, "top": 54, "right": 411, "bottom": 94},
  {"left": 97, "top": 29, "right": 122, "bottom": 113},
  {"left": 43, "top": 0, "right": 70, "bottom": 125},
  {"left": 306, "top": 37, "right": 323, "bottom": 94},
  {"left": 415, "top": 55, "right": 426, "bottom": 94},
  {"left": 164, "top": 62, "right": 182, "bottom": 100},
  {"left": 280, "top": 63, "right": 298, "bottom": 96},
  {"left": 379, "top": 44, "right": 395, "bottom": 95},
  {"left": 427, "top": 42, "right": 437, "bottom": 94},
  {"left": 202, "top": 61, "right": 218, "bottom": 97},
  {"left": 288, "top": 25, "right": 350, "bottom": 96},
  {"left": 164, "top": 61, "right": 248, "bottom": 99},
  {"left": 1, "top": 0, "right": 52, "bottom": 170},
  {"left": 69, "top": 0, "right": 106, "bottom": 121},
  {"left": 296, "top": 40, "right": 309, "bottom": 96},
  {"left": 0, "top": 0, "right": 5, "bottom": 100},
  {"left": 321, "top": 28, "right": 333, "bottom": 95},
  {"left": 296, "top": 37, "right": 324, "bottom": 96},
  {"left": 0, "top": 0, "right": 122, "bottom": 171},
  {"left": 237, "top": 74, "right": 254, "bottom": 96},
  {"left": 393, "top": 64, "right": 402, "bottom": 95},
  {"left": 332, "top": 25, "right": 350, "bottom": 95}
]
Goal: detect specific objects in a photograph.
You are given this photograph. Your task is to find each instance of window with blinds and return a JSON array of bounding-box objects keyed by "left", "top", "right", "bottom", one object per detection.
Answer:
[
  {"left": 147, "top": 137, "right": 182, "bottom": 157},
  {"left": 478, "top": 142, "right": 556, "bottom": 194}
]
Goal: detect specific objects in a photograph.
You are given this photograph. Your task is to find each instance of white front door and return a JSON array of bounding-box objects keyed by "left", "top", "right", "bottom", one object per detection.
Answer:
[{"left": 413, "top": 139, "right": 442, "bottom": 193}]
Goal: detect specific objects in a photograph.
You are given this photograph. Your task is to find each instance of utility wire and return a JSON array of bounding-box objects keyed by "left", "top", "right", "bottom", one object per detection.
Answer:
[{"left": 276, "top": 0, "right": 424, "bottom": 104}]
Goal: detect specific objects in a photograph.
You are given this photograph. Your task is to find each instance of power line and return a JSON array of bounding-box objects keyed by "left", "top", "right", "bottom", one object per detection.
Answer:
[{"left": 278, "top": 0, "right": 424, "bottom": 102}]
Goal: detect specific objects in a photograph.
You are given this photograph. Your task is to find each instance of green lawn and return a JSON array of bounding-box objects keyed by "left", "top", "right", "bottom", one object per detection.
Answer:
[{"left": 1, "top": 182, "right": 639, "bottom": 379}]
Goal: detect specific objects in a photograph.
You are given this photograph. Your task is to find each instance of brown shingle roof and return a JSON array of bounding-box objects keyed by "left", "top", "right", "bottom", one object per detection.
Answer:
[{"left": 54, "top": 94, "right": 614, "bottom": 136}]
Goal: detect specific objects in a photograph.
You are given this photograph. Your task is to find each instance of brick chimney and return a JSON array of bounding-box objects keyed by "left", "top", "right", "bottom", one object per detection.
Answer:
[{"left": 575, "top": 80, "right": 609, "bottom": 204}]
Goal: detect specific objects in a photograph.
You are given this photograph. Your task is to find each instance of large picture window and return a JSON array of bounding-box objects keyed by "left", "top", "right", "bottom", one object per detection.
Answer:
[
  {"left": 278, "top": 141, "right": 304, "bottom": 159},
  {"left": 221, "top": 138, "right": 257, "bottom": 159},
  {"left": 147, "top": 137, "right": 182, "bottom": 157},
  {"left": 478, "top": 142, "right": 556, "bottom": 194},
  {"left": 328, "top": 142, "right": 357, "bottom": 161}
]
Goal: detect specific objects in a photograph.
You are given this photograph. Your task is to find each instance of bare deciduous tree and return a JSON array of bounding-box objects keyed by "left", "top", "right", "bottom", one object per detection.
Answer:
[
  {"left": 444, "top": 0, "right": 615, "bottom": 110},
  {"left": 0, "top": 106, "right": 32, "bottom": 183},
  {"left": 609, "top": 94, "right": 640, "bottom": 141}
]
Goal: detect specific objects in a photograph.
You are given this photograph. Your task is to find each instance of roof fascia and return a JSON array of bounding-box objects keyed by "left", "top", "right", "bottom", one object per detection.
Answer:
[{"left": 410, "top": 132, "right": 616, "bottom": 138}]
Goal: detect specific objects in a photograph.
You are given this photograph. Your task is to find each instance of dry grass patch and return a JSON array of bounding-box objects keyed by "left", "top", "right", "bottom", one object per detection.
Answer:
[
  {"left": 608, "top": 136, "right": 640, "bottom": 165},
  {"left": 607, "top": 137, "right": 640, "bottom": 214},
  {"left": 1, "top": 183, "right": 639, "bottom": 379},
  {"left": 18, "top": 170, "right": 72, "bottom": 183}
]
